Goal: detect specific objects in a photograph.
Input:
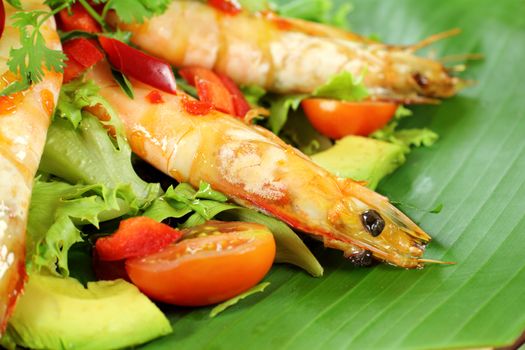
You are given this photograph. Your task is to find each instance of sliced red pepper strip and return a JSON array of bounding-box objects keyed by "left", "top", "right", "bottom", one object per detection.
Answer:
[
  {"left": 62, "top": 38, "right": 104, "bottom": 83},
  {"left": 98, "top": 36, "right": 177, "bottom": 94},
  {"left": 207, "top": 0, "right": 242, "bottom": 15},
  {"left": 179, "top": 67, "right": 235, "bottom": 115},
  {"left": 63, "top": 56, "right": 85, "bottom": 83},
  {"left": 217, "top": 73, "right": 251, "bottom": 117},
  {"left": 57, "top": 2, "right": 101, "bottom": 33},
  {"left": 63, "top": 38, "right": 104, "bottom": 68},
  {"left": 95, "top": 216, "right": 183, "bottom": 261}
]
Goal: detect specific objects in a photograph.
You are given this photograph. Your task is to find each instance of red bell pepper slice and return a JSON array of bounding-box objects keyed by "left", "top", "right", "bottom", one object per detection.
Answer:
[
  {"left": 98, "top": 36, "right": 177, "bottom": 94},
  {"left": 62, "top": 38, "right": 104, "bottom": 82},
  {"left": 179, "top": 67, "right": 237, "bottom": 116},
  {"left": 57, "top": 2, "right": 101, "bottom": 33},
  {"left": 217, "top": 73, "right": 251, "bottom": 117},
  {"left": 208, "top": 0, "right": 242, "bottom": 15},
  {"left": 95, "top": 216, "right": 183, "bottom": 261}
]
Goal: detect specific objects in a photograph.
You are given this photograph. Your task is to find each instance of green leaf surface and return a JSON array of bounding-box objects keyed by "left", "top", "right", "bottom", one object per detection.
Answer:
[
  {"left": 138, "top": 0, "right": 525, "bottom": 348},
  {"left": 209, "top": 282, "right": 271, "bottom": 318}
]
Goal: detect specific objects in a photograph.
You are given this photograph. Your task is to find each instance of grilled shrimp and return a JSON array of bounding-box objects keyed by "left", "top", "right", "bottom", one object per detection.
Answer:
[
  {"left": 116, "top": 1, "right": 463, "bottom": 103},
  {"left": 88, "top": 62, "right": 431, "bottom": 269},
  {"left": 0, "top": 1, "right": 62, "bottom": 331}
]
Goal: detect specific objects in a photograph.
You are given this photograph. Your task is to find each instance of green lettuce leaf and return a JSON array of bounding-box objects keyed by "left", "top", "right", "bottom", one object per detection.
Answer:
[
  {"left": 54, "top": 79, "right": 105, "bottom": 128},
  {"left": 145, "top": 183, "right": 323, "bottom": 277},
  {"left": 275, "top": 0, "right": 353, "bottom": 29},
  {"left": 27, "top": 179, "right": 138, "bottom": 276},
  {"left": 93, "top": 0, "right": 172, "bottom": 24},
  {"left": 241, "top": 85, "right": 267, "bottom": 107},
  {"left": 312, "top": 71, "right": 369, "bottom": 102},
  {"left": 371, "top": 106, "right": 438, "bottom": 152},
  {"left": 238, "top": 0, "right": 273, "bottom": 13},
  {"left": 267, "top": 94, "right": 308, "bottom": 134},
  {"left": 40, "top": 113, "right": 161, "bottom": 207},
  {"left": 44, "top": 79, "right": 161, "bottom": 205},
  {"left": 280, "top": 109, "right": 333, "bottom": 156},
  {"left": 210, "top": 282, "right": 271, "bottom": 318},
  {"left": 144, "top": 182, "right": 236, "bottom": 228}
]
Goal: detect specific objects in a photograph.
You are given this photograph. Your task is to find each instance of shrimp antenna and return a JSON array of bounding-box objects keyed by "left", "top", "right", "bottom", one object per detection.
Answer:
[
  {"left": 407, "top": 28, "right": 462, "bottom": 52},
  {"left": 418, "top": 258, "right": 456, "bottom": 265},
  {"left": 448, "top": 64, "right": 467, "bottom": 73},
  {"left": 440, "top": 53, "right": 484, "bottom": 63}
]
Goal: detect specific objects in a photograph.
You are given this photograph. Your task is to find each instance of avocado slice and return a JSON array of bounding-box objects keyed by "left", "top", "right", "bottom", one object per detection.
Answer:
[
  {"left": 3, "top": 274, "right": 172, "bottom": 350},
  {"left": 311, "top": 136, "right": 406, "bottom": 189}
]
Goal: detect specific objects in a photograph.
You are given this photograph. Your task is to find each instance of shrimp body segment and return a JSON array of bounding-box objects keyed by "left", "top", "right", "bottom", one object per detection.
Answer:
[
  {"left": 0, "top": 1, "right": 62, "bottom": 331},
  {"left": 90, "top": 63, "right": 431, "bottom": 269},
  {"left": 117, "top": 1, "right": 462, "bottom": 103}
]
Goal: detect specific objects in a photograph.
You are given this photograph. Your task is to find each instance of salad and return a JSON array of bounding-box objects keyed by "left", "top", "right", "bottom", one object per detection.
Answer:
[{"left": 0, "top": 0, "right": 466, "bottom": 349}]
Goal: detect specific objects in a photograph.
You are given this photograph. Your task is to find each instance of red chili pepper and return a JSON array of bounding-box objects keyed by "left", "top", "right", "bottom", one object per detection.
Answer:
[
  {"left": 98, "top": 36, "right": 177, "bottom": 94},
  {"left": 146, "top": 90, "right": 165, "bottom": 104},
  {"left": 95, "top": 216, "right": 183, "bottom": 261},
  {"left": 62, "top": 38, "right": 104, "bottom": 82},
  {"left": 217, "top": 73, "right": 251, "bottom": 117},
  {"left": 207, "top": 0, "right": 242, "bottom": 15},
  {"left": 0, "top": 0, "right": 5, "bottom": 40},
  {"left": 179, "top": 67, "right": 236, "bottom": 115},
  {"left": 57, "top": 2, "right": 101, "bottom": 33}
]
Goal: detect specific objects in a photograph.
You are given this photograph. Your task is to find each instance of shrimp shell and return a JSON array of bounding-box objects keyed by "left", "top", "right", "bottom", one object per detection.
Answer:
[
  {"left": 0, "top": 1, "right": 62, "bottom": 332},
  {"left": 116, "top": 1, "right": 463, "bottom": 103},
  {"left": 88, "top": 63, "right": 431, "bottom": 269}
]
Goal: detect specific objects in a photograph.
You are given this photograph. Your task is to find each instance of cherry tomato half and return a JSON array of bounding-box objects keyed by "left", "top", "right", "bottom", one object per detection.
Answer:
[
  {"left": 302, "top": 98, "right": 398, "bottom": 139},
  {"left": 126, "top": 221, "right": 276, "bottom": 306}
]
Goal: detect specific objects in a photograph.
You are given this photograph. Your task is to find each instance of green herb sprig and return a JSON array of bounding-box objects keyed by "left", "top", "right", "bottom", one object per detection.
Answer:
[{"left": 1, "top": 0, "right": 171, "bottom": 96}]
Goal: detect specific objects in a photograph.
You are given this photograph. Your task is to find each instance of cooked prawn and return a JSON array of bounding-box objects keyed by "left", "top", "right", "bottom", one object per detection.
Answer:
[
  {"left": 0, "top": 1, "right": 62, "bottom": 331},
  {"left": 88, "top": 62, "right": 431, "bottom": 269},
  {"left": 115, "top": 1, "right": 464, "bottom": 103}
]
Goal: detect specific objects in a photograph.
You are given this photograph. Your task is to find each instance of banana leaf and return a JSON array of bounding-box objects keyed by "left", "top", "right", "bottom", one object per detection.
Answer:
[{"left": 142, "top": 0, "right": 525, "bottom": 348}]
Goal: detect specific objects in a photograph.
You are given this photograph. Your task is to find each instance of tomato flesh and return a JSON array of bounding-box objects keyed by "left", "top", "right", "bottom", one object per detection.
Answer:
[
  {"left": 126, "top": 221, "right": 276, "bottom": 306},
  {"left": 302, "top": 98, "right": 398, "bottom": 139},
  {"left": 95, "top": 216, "right": 182, "bottom": 261}
]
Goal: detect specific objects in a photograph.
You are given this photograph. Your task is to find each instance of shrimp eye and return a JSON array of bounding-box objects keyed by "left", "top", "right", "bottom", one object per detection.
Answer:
[
  {"left": 413, "top": 72, "right": 429, "bottom": 88},
  {"left": 348, "top": 249, "right": 374, "bottom": 267},
  {"left": 361, "top": 210, "right": 385, "bottom": 237}
]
